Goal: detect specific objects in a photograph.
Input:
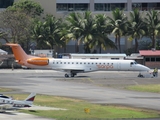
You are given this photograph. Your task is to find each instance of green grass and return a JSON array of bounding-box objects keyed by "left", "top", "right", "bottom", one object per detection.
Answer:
[
  {"left": 0, "top": 87, "right": 14, "bottom": 92},
  {"left": 126, "top": 84, "right": 160, "bottom": 93},
  {"left": 6, "top": 93, "right": 160, "bottom": 120}
]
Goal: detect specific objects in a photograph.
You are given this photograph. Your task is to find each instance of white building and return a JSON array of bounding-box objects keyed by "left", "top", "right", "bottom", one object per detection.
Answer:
[{"left": 69, "top": 53, "right": 126, "bottom": 59}]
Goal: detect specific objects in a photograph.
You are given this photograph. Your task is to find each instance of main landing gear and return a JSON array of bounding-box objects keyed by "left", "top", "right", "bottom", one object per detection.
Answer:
[{"left": 65, "top": 73, "right": 77, "bottom": 78}]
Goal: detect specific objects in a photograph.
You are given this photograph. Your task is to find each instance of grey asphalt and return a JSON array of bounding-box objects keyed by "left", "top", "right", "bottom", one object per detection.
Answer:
[{"left": 0, "top": 69, "right": 160, "bottom": 120}]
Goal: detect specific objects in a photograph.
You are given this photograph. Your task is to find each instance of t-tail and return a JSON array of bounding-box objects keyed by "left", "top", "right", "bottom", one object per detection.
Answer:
[{"left": 5, "top": 43, "right": 32, "bottom": 65}]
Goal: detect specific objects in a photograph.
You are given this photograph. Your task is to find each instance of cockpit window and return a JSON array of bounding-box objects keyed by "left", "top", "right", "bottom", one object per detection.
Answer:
[
  {"left": 130, "top": 61, "right": 137, "bottom": 65},
  {"left": 130, "top": 62, "right": 134, "bottom": 65}
]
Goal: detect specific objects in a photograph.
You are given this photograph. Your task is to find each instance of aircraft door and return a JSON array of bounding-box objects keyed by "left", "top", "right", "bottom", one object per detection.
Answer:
[
  {"left": 118, "top": 63, "right": 121, "bottom": 70},
  {"left": 87, "top": 64, "right": 92, "bottom": 71},
  {"left": 85, "top": 63, "right": 95, "bottom": 72}
]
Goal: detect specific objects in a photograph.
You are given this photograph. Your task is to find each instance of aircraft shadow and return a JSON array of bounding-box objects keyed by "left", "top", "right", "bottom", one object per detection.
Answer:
[
  {"left": 25, "top": 75, "right": 89, "bottom": 78},
  {"left": 0, "top": 111, "right": 17, "bottom": 115},
  {"left": 75, "top": 76, "right": 88, "bottom": 78}
]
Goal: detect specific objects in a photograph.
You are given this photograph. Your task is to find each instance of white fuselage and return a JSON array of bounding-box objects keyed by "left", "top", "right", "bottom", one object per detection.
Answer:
[
  {"left": 6, "top": 43, "right": 151, "bottom": 78},
  {"left": 25, "top": 59, "right": 150, "bottom": 72}
]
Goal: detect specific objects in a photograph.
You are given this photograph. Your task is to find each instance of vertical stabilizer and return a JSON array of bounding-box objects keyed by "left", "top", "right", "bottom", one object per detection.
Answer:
[
  {"left": 24, "top": 93, "right": 36, "bottom": 102},
  {"left": 5, "top": 43, "right": 28, "bottom": 65}
]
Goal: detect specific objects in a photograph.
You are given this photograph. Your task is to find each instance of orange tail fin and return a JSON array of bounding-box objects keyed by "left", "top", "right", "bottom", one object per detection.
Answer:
[{"left": 5, "top": 43, "right": 29, "bottom": 65}]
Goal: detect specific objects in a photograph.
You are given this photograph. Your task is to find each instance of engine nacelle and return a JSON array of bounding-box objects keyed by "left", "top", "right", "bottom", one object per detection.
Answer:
[{"left": 27, "top": 58, "right": 49, "bottom": 66}]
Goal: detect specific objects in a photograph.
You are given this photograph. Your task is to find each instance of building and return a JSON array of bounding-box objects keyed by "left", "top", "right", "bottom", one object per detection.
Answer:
[
  {"left": 31, "top": 49, "right": 53, "bottom": 58},
  {"left": 68, "top": 53, "right": 126, "bottom": 59},
  {"left": 13, "top": 0, "right": 160, "bottom": 17},
  {"left": 139, "top": 50, "right": 160, "bottom": 69},
  {"left": 1, "top": 0, "right": 160, "bottom": 53}
]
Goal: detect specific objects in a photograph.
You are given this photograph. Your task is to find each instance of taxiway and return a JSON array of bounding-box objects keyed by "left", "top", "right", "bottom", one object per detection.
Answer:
[{"left": 0, "top": 69, "right": 160, "bottom": 119}]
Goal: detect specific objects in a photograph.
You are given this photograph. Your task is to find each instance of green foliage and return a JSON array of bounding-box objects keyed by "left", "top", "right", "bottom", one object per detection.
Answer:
[
  {"left": 107, "top": 8, "right": 128, "bottom": 53},
  {"left": 32, "top": 14, "right": 65, "bottom": 56},
  {"left": 0, "top": 0, "right": 44, "bottom": 51},
  {"left": 0, "top": 7, "right": 32, "bottom": 45},
  {"left": 1, "top": 3, "right": 160, "bottom": 54},
  {"left": 11, "top": 0, "right": 44, "bottom": 17},
  {"left": 144, "top": 9, "right": 160, "bottom": 49},
  {"left": 65, "top": 11, "right": 117, "bottom": 53},
  {"left": 127, "top": 8, "right": 146, "bottom": 52}
]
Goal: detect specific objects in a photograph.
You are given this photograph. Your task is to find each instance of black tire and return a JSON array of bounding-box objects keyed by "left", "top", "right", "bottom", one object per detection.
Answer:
[
  {"left": 71, "top": 73, "right": 74, "bottom": 77},
  {"left": 65, "top": 74, "right": 69, "bottom": 78}
]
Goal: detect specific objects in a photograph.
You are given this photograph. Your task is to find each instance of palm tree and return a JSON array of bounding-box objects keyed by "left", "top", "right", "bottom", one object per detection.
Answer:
[
  {"left": 32, "top": 15, "right": 64, "bottom": 56},
  {"left": 66, "top": 11, "right": 98, "bottom": 53},
  {"left": 79, "top": 11, "right": 97, "bottom": 53},
  {"left": 144, "top": 9, "right": 160, "bottom": 49},
  {"left": 89, "top": 14, "right": 117, "bottom": 53},
  {"left": 65, "top": 12, "right": 82, "bottom": 53},
  {"left": 107, "top": 8, "right": 128, "bottom": 53},
  {"left": 66, "top": 11, "right": 117, "bottom": 53},
  {"left": 59, "top": 22, "right": 71, "bottom": 53},
  {"left": 32, "top": 20, "right": 46, "bottom": 49},
  {"left": 127, "top": 9, "right": 146, "bottom": 52},
  {"left": 42, "top": 15, "right": 64, "bottom": 56}
]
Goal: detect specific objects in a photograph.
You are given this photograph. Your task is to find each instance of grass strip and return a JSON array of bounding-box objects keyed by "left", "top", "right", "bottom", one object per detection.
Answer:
[
  {"left": 6, "top": 93, "right": 160, "bottom": 120},
  {"left": 0, "top": 87, "right": 14, "bottom": 92},
  {"left": 126, "top": 84, "right": 160, "bottom": 93}
]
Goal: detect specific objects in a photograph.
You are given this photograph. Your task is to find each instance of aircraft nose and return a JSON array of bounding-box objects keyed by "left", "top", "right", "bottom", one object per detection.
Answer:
[{"left": 138, "top": 64, "right": 150, "bottom": 71}]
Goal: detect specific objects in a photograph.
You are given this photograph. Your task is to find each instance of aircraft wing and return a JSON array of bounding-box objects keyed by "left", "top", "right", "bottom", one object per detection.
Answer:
[{"left": 57, "top": 68, "right": 85, "bottom": 73}]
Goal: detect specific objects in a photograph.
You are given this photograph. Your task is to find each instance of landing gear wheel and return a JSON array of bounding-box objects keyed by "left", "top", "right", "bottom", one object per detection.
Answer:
[
  {"left": 65, "top": 74, "right": 69, "bottom": 78},
  {"left": 71, "top": 73, "right": 75, "bottom": 77}
]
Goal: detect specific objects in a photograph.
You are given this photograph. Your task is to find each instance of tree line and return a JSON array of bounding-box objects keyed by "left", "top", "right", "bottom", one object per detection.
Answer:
[{"left": 0, "top": 0, "right": 160, "bottom": 55}]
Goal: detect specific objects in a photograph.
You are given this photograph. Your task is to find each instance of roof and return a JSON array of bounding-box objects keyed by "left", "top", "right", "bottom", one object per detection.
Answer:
[
  {"left": 139, "top": 50, "right": 160, "bottom": 56},
  {"left": 70, "top": 54, "right": 126, "bottom": 57}
]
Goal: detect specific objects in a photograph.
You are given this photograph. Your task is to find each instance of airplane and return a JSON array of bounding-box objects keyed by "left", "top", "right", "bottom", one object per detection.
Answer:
[
  {"left": 0, "top": 93, "right": 36, "bottom": 112},
  {"left": 5, "top": 43, "right": 150, "bottom": 77}
]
